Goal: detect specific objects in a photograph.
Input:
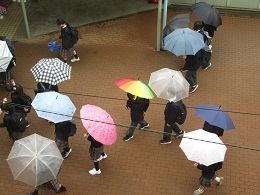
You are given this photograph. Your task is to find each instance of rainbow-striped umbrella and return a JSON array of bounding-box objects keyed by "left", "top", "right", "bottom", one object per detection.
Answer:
[{"left": 115, "top": 78, "right": 154, "bottom": 99}]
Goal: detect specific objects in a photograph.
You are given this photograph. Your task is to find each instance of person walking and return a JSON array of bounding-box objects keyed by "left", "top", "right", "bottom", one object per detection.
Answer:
[
  {"left": 54, "top": 121, "right": 72, "bottom": 159},
  {"left": 160, "top": 100, "right": 185, "bottom": 144},
  {"left": 203, "top": 121, "right": 224, "bottom": 137},
  {"left": 87, "top": 134, "right": 107, "bottom": 175},
  {"left": 180, "top": 52, "right": 201, "bottom": 93},
  {"left": 193, "top": 162, "right": 224, "bottom": 195},
  {"left": 123, "top": 93, "right": 150, "bottom": 142},
  {"left": 0, "top": 101, "right": 25, "bottom": 142},
  {"left": 56, "top": 19, "right": 80, "bottom": 63},
  {"left": 28, "top": 178, "right": 66, "bottom": 194},
  {"left": 193, "top": 21, "right": 212, "bottom": 70}
]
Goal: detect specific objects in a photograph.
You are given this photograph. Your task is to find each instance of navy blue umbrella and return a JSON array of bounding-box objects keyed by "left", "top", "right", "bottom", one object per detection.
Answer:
[{"left": 194, "top": 104, "right": 235, "bottom": 130}]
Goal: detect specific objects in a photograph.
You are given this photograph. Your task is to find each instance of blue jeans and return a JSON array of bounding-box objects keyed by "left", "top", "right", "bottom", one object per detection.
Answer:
[{"left": 125, "top": 120, "right": 148, "bottom": 138}]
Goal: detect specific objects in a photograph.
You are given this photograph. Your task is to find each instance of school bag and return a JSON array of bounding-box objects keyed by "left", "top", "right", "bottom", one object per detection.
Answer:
[
  {"left": 175, "top": 102, "right": 187, "bottom": 125},
  {"left": 11, "top": 111, "right": 27, "bottom": 132},
  {"left": 69, "top": 26, "right": 79, "bottom": 44},
  {"left": 68, "top": 120, "right": 77, "bottom": 137}
]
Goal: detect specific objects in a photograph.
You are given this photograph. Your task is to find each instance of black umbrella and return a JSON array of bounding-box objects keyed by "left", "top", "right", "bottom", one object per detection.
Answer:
[
  {"left": 163, "top": 14, "right": 190, "bottom": 38},
  {"left": 191, "top": 2, "right": 222, "bottom": 28}
]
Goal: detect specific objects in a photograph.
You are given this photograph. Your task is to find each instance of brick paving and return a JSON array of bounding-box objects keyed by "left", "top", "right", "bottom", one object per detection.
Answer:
[{"left": 0, "top": 8, "right": 260, "bottom": 195}]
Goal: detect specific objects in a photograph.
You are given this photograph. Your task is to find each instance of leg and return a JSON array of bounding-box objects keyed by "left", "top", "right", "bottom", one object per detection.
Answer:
[
  {"left": 71, "top": 49, "right": 80, "bottom": 62},
  {"left": 89, "top": 160, "right": 101, "bottom": 175},
  {"left": 139, "top": 119, "right": 149, "bottom": 130},
  {"left": 160, "top": 122, "right": 173, "bottom": 144},
  {"left": 185, "top": 71, "right": 196, "bottom": 87},
  {"left": 123, "top": 121, "right": 138, "bottom": 141}
]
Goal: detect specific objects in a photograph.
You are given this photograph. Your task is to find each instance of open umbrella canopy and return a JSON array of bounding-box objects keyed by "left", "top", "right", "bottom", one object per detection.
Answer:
[
  {"left": 31, "top": 58, "right": 71, "bottom": 85},
  {"left": 194, "top": 104, "right": 235, "bottom": 130},
  {"left": 80, "top": 104, "right": 117, "bottom": 145},
  {"left": 115, "top": 78, "right": 154, "bottom": 99},
  {"left": 179, "top": 129, "right": 227, "bottom": 166},
  {"left": 163, "top": 28, "right": 205, "bottom": 56},
  {"left": 32, "top": 92, "right": 76, "bottom": 123},
  {"left": 0, "top": 40, "right": 13, "bottom": 72},
  {"left": 191, "top": 2, "right": 222, "bottom": 28},
  {"left": 148, "top": 68, "right": 189, "bottom": 102},
  {"left": 163, "top": 14, "right": 190, "bottom": 38},
  {"left": 6, "top": 134, "right": 63, "bottom": 187}
]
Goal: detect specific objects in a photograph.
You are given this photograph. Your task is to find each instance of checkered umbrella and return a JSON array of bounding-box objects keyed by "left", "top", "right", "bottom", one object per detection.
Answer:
[{"left": 31, "top": 58, "right": 71, "bottom": 85}]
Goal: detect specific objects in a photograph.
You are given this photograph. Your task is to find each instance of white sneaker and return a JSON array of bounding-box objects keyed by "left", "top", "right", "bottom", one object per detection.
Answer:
[
  {"left": 97, "top": 153, "right": 107, "bottom": 161},
  {"left": 193, "top": 188, "right": 204, "bottom": 195},
  {"left": 217, "top": 177, "right": 224, "bottom": 186},
  {"left": 0, "top": 15, "right": 3, "bottom": 20},
  {"left": 70, "top": 57, "right": 80, "bottom": 62},
  {"left": 89, "top": 168, "right": 101, "bottom": 175}
]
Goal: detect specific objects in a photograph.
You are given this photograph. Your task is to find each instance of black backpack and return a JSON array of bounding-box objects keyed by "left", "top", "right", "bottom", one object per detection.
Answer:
[
  {"left": 175, "top": 102, "right": 187, "bottom": 125},
  {"left": 69, "top": 26, "right": 79, "bottom": 44},
  {"left": 11, "top": 111, "right": 27, "bottom": 132},
  {"left": 68, "top": 120, "right": 77, "bottom": 137}
]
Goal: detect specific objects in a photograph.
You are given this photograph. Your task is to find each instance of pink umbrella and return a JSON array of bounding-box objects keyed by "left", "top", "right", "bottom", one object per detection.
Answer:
[{"left": 80, "top": 104, "right": 117, "bottom": 145}]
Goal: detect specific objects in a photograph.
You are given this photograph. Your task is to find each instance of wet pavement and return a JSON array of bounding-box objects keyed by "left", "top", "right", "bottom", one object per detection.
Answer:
[{"left": 0, "top": 1, "right": 260, "bottom": 195}]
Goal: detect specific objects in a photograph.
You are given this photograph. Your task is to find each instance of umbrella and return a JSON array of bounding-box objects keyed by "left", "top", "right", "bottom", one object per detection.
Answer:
[
  {"left": 80, "top": 104, "right": 117, "bottom": 145},
  {"left": 163, "top": 14, "right": 190, "bottom": 38},
  {"left": 48, "top": 41, "right": 61, "bottom": 52},
  {"left": 31, "top": 58, "right": 71, "bottom": 85},
  {"left": 115, "top": 78, "right": 154, "bottom": 99},
  {"left": 6, "top": 134, "right": 63, "bottom": 187},
  {"left": 0, "top": 40, "right": 13, "bottom": 72},
  {"left": 194, "top": 104, "right": 235, "bottom": 130},
  {"left": 148, "top": 68, "right": 190, "bottom": 102},
  {"left": 32, "top": 91, "right": 76, "bottom": 123},
  {"left": 163, "top": 28, "right": 205, "bottom": 56},
  {"left": 191, "top": 2, "right": 222, "bottom": 28},
  {"left": 179, "top": 129, "right": 227, "bottom": 166}
]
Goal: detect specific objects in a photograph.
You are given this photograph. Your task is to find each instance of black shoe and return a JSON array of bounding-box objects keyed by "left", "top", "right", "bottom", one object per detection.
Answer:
[
  {"left": 189, "top": 85, "right": 199, "bottom": 93},
  {"left": 159, "top": 139, "right": 172, "bottom": 144},
  {"left": 26, "top": 121, "right": 30, "bottom": 128},
  {"left": 139, "top": 123, "right": 149, "bottom": 130},
  {"left": 56, "top": 186, "right": 66, "bottom": 193},
  {"left": 174, "top": 130, "right": 185, "bottom": 138},
  {"left": 202, "top": 63, "right": 212, "bottom": 70},
  {"left": 123, "top": 135, "right": 134, "bottom": 142}
]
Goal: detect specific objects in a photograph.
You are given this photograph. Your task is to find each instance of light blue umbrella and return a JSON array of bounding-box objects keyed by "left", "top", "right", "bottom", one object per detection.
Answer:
[
  {"left": 32, "top": 92, "right": 76, "bottom": 123},
  {"left": 163, "top": 28, "right": 205, "bottom": 56}
]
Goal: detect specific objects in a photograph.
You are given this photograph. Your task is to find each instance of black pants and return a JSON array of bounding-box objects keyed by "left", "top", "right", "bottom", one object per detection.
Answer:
[{"left": 163, "top": 122, "right": 182, "bottom": 141}]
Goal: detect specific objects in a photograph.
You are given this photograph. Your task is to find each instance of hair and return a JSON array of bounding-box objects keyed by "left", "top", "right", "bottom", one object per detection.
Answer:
[
  {"left": 127, "top": 92, "right": 135, "bottom": 100},
  {"left": 4, "top": 83, "right": 13, "bottom": 92},
  {"left": 56, "top": 19, "right": 66, "bottom": 26},
  {"left": 193, "top": 21, "right": 204, "bottom": 31}
]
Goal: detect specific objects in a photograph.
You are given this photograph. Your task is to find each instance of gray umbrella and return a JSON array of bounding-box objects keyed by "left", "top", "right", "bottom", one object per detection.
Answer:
[
  {"left": 163, "top": 28, "right": 205, "bottom": 57},
  {"left": 191, "top": 2, "right": 222, "bottom": 28},
  {"left": 163, "top": 14, "right": 190, "bottom": 38}
]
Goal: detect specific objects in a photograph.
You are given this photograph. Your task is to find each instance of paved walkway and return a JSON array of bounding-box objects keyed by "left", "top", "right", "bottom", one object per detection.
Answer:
[{"left": 0, "top": 1, "right": 260, "bottom": 195}]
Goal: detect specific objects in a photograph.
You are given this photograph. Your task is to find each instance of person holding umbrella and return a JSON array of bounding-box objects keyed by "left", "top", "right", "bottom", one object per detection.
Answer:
[
  {"left": 123, "top": 92, "right": 150, "bottom": 142},
  {"left": 87, "top": 133, "right": 107, "bottom": 175},
  {"left": 28, "top": 179, "right": 66, "bottom": 195},
  {"left": 203, "top": 121, "right": 224, "bottom": 137},
  {"left": 160, "top": 99, "right": 185, "bottom": 144},
  {"left": 193, "top": 162, "right": 224, "bottom": 195}
]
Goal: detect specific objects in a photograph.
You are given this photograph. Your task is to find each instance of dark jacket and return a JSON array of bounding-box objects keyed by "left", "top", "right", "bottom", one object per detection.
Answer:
[
  {"left": 164, "top": 100, "right": 183, "bottom": 125},
  {"left": 183, "top": 52, "right": 201, "bottom": 71},
  {"left": 37, "top": 82, "right": 59, "bottom": 93},
  {"left": 59, "top": 26, "right": 74, "bottom": 49},
  {"left": 203, "top": 24, "right": 216, "bottom": 38},
  {"left": 88, "top": 135, "right": 103, "bottom": 148},
  {"left": 197, "top": 162, "right": 223, "bottom": 179},
  {"left": 55, "top": 121, "right": 70, "bottom": 142},
  {"left": 126, "top": 97, "right": 150, "bottom": 122},
  {"left": 203, "top": 121, "right": 224, "bottom": 137},
  {"left": 0, "top": 107, "right": 16, "bottom": 133},
  {"left": 10, "top": 85, "right": 25, "bottom": 112}
]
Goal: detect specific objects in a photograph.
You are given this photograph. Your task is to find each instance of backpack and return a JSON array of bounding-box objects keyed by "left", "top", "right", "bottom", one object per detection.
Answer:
[
  {"left": 175, "top": 102, "right": 187, "bottom": 125},
  {"left": 11, "top": 111, "right": 27, "bottom": 132},
  {"left": 69, "top": 26, "right": 79, "bottom": 44},
  {"left": 68, "top": 120, "right": 77, "bottom": 137}
]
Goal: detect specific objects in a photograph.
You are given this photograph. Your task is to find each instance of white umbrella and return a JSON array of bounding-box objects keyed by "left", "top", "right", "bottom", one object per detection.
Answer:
[
  {"left": 148, "top": 68, "right": 190, "bottom": 102},
  {"left": 32, "top": 91, "right": 76, "bottom": 123},
  {"left": 6, "top": 134, "right": 63, "bottom": 187},
  {"left": 0, "top": 40, "right": 13, "bottom": 72},
  {"left": 179, "top": 129, "right": 227, "bottom": 166}
]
